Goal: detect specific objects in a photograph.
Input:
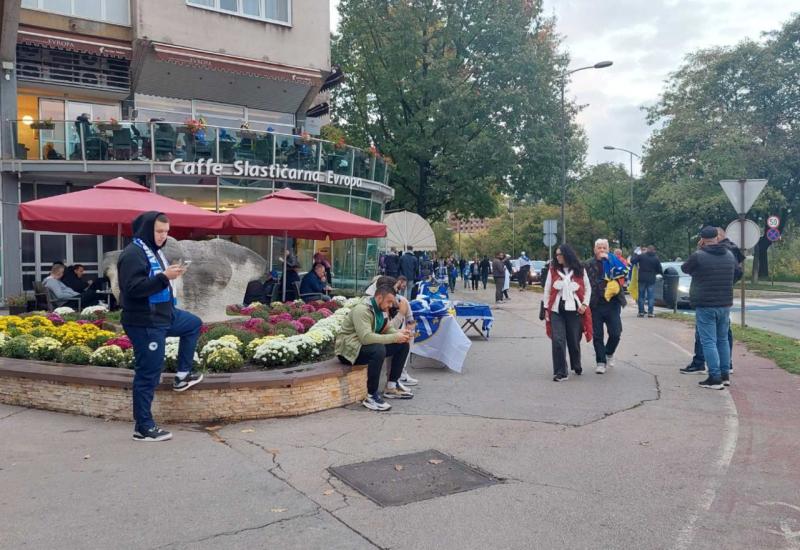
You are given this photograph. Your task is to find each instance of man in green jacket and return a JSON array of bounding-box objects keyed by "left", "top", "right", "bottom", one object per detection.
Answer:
[{"left": 335, "top": 279, "right": 414, "bottom": 410}]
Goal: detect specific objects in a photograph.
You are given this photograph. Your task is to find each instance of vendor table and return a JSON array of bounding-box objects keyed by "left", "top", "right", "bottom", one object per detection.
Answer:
[{"left": 453, "top": 302, "right": 493, "bottom": 340}]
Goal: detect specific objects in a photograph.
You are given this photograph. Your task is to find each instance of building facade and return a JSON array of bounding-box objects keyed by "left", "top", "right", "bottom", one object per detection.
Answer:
[{"left": 0, "top": 0, "right": 393, "bottom": 300}]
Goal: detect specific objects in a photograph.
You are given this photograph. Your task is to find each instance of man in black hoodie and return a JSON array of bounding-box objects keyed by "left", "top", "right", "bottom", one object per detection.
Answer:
[
  {"left": 631, "top": 246, "right": 663, "bottom": 317},
  {"left": 118, "top": 211, "right": 203, "bottom": 442},
  {"left": 681, "top": 226, "right": 737, "bottom": 390}
]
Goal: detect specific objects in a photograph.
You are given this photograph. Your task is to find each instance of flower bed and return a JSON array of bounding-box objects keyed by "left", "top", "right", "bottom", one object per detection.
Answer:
[{"left": 0, "top": 298, "right": 361, "bottom": 374}]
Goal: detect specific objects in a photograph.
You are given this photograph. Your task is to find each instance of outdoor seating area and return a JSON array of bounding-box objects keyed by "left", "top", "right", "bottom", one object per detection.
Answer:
[{"left": 10, "top": 120, "right": 391, "bottom": 184}]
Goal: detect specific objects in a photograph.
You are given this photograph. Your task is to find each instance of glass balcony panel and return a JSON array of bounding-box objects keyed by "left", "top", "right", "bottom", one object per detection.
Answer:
[
  {"left": 225, "top": 128, "right": 274, "bottom": 165},
  {"left": 352, "top": 148, "right": 371, "bottom": 179},
  {"left": 374, "top": 157, "right": 386, "bottom": 183},
  {"left": 274, "top": 132, "right": 294, "bottom": 166}
]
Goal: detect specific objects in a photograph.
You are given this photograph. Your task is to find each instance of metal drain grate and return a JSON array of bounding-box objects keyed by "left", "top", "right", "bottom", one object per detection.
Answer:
[{"left": 329, "top": 449, "right": 498, "bottom": 507}]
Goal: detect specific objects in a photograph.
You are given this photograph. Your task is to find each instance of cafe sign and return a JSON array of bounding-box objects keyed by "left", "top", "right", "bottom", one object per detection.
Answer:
[{"left": 169, "top": 158, "right": 363, "bottom": 188}]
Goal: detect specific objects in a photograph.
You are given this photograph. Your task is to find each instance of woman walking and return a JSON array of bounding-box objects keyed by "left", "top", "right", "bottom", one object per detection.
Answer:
[{"left": 543, "top": 244, "right": 593, "bottom": 381}]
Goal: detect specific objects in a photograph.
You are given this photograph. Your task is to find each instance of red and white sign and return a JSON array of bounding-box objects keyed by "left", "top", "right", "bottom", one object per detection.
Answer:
[{"left": 767, "top": 215, "right": 780, "bottom": 229}]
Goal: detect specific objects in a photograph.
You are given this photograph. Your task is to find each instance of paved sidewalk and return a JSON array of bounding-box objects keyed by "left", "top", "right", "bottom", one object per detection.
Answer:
[{"left": 1, "top": 286, "right": 799, "bottom": 549}]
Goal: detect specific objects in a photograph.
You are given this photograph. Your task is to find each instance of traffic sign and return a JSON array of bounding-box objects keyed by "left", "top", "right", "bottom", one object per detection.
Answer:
[
  {"left": 767, "top": 215, "right": 780, "bottom": 229},
  {"left": 766, "top": 227, "right": 781, "bottom": 242},
  {"left": 725, "top": 219, "right": 761, "bottom": 249},
  {"left": 543, "top": 233, "right": 558, "bottom": 247},
  {"left": 720, "top": 179, "right": 767, "bottom": 215},
  {"left": 543, "top": 219, "right": 558, "bottom": 235}
]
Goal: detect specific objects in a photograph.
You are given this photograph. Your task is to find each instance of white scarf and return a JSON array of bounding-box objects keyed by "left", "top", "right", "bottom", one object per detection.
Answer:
[{"left": 552, "top": 268, "right": 579, "bottom": 311}]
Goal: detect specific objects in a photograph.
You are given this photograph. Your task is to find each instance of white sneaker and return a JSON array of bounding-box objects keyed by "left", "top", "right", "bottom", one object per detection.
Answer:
[
  {"left": 606, "top": 355, "right": 616, "bottom": 367},
  {"left": 399, "top": 371, "right": 419, "bottom": 386},
  {"left": 595, "top": 363, "right": 607, "bottom": 374},
  {"left": 396, "top": 380, "right": 413, "bottom": 393}
]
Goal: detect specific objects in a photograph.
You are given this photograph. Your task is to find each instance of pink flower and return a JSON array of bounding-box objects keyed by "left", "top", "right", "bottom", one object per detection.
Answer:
[
  {"left": 77, "top": 319, "right": 90, "bottom": 325},
  {"left": 46, "top": 313, "right": 64, "bottom": 325},
  {"left": 240, "top": 306, "right": 254, "bottom": 316},
  {"left": 301, "top": 304, "right": 316, "bottom": 313},
  {"left": 244, "top": 318, "right": 265, "bottom": 331},
  {"left": 297, "top": 316, "right": 316, "bottom": 329},
  {"left": 200, "top": 325, "right": 211, "bottom": 334},
  {"left": 317, "top": 308, "right": 332, "bottom": 318},
  {"left": 290, "top": 320, "right": 305, "bottom": 333},
  {"left": 104, "top": 335, "right": 132, "bottom": 350}
]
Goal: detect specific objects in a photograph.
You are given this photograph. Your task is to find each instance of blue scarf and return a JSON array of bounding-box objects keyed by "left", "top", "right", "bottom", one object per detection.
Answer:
[{"left": 133, "top": 238, "right": 175, "bottom": 305}]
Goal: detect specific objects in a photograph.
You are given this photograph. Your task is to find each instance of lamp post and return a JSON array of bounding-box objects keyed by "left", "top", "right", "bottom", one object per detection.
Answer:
[
  {"left": 603, "top": 145, "right": 641, "bottom": 245},
  {"left": 559, "top": 60, "right": 613, "bottom": 244}
]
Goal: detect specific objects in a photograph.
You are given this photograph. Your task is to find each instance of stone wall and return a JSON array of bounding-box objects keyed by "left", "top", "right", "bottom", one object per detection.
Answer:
[{"left": 0, "top": 359, "right": 367, "bottom": 423}]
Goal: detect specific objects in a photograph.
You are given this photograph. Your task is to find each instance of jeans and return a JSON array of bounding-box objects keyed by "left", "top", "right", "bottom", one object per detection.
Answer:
[
  {"left": 550, "top": 303, "right": 582, "bottom": 377},
  {"left": 690, "top": 325, "right": 734, "bottom": 369},
  {"left": 591, "top": 301, "right": 622, "bottom": 364},
  {"left": 339, "top": 342, "right": 409, "bottom": 395},
  {"left": 481, "top": 273, "right": 488, "bottom": 289},
  {"left": 124, "top": 309, "right": 202, "bottom": 432},
  {"left": 694, "top": 306, "right": 731, "bottom": 380},
  {"left": 637, "top": 282, "right": 655, "bottom": 314}
]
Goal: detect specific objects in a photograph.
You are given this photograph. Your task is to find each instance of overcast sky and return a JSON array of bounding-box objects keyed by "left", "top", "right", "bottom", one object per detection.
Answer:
[{"left": 329, "top": 1, "right": 798, "bottom": 175}]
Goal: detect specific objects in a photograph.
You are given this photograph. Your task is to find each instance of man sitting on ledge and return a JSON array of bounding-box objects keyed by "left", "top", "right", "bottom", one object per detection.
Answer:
[{"left": 335, "top": 278, "right": 413, "bottom": 411}]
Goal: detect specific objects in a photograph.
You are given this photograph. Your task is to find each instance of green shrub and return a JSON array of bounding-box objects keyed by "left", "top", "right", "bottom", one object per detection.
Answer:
[
  {"left": 197, "top": 325, "right": 257, "bottom": 350},
  {"left": 2, "top": 335, "right": 35, "bottom": 359},
  {"left": 86, "top": 332, "right": 113, "bottom": 349},
  {"left": 61, "top": 345, "right": 93, "bottom": 365},
  {"left": 30, "top": 337, "right": 63, "bottom": 361},
  {"left": 273, "top": 322, "right": 298, "bottom": 337}
]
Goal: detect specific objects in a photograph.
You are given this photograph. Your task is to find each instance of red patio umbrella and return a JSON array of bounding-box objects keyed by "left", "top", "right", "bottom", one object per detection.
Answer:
[
  {"left": 222, "top": 188, "right": 387, "bottom": 240},
  {"left": 222, "top": 188, "right": 387, "bottom": 299},
  {"left": 18, "top": 177, "right": 224, "bottom": 239}
]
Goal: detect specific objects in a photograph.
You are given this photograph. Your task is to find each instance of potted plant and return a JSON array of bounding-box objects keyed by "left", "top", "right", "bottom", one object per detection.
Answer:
[
  {"left": 30, "top": 118, "right": 55, "bottom": 130},
  {"left": 6, "top": 293, "right": 29, "bottom": 315}
]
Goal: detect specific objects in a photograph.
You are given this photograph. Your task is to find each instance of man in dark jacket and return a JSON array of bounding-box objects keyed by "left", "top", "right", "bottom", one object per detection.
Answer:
[
  {"left": 631, "top": 246, "right": 663, "bottom": 317},
  {"left": 681, "top": 226, "right": 736, "bottom": 390},
  {"left": 118, "top": 211, "right": 203, "bottom": 442},
  {"left": 300, "top": 262, "right": 332, "bottom": 301},
  {"left": 399, "top": 247, "right": 419, "bottom": 298},
  {"left": 479, "top": 256, "right": 491, "bottom": 289},
  {"left": 681, "top": 227, "right": 743, "bottom": 376},
  {"left": 384, "top": 248, "right": 401, "bottom": 277},
  {"left": 585, "top": 238, "right": 628, "bottom": 374},
  {"left": 491, "top": 252, "right": 506, "bottom": 303}
]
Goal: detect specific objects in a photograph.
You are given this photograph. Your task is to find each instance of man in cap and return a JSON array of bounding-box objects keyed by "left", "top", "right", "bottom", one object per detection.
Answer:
[{"left": 680, "top": 226, "right": 737, "bottom": 389}]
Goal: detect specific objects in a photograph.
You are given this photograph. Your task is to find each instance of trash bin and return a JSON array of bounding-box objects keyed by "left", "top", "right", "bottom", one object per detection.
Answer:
[{"left": 662, "top": 267, "right": 680, "bottom": 310}]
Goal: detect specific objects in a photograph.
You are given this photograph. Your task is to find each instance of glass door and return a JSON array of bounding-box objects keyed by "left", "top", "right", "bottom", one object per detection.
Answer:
[{"left": 38, "top": 98, "right": 67, "bottom": 159}]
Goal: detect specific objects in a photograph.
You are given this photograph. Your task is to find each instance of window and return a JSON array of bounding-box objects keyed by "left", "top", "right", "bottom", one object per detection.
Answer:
[
  {"left": 23, "top": 0, "right": 130, "bottom": 26},
  {"left": 187, "top": 0, "right": 291, "bottom": 25}
]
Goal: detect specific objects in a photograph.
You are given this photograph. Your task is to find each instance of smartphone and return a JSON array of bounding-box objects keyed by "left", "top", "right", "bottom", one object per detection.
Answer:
[{"left": 181, "top": 260, "right": 192, "bottom": 268}]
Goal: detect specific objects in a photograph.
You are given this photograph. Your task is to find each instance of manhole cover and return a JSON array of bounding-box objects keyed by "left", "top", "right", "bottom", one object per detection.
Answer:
[{"left": 329, "top": 449, "right": 498, "bottom": 507}]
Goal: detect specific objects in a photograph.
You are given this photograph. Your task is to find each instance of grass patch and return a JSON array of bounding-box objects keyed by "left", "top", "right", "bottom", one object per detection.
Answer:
[
  {"left": 744, "top": 283, "right": 800, "bottom": 293},
  {"left": 656, "top": 312, "right": 800, "bottom": 375}
]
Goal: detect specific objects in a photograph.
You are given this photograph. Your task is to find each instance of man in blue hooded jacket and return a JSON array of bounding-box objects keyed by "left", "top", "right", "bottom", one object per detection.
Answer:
[{"left": 117, "top": 211, "right": 203, "bottom": 442}]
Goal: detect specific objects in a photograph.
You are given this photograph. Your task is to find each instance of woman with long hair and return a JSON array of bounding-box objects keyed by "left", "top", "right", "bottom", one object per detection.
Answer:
[{"left": 543, "top": 244, "right": 593, "bottom": 381}]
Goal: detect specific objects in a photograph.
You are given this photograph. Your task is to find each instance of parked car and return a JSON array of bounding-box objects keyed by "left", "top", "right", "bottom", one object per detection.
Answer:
[
  {"left": 509, "top": 259, "right": 540, "bottom": 284},
  {"left": 530, "top": 260, "right": 547, "bottom": 284},
  {"left": 653, "top": 262, "right": 693, "bottom": 308}
]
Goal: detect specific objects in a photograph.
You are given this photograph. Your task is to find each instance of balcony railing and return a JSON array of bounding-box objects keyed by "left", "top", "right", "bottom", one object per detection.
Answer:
[{"left": 8, "top": 120, "right": 392, "bottom": 185}]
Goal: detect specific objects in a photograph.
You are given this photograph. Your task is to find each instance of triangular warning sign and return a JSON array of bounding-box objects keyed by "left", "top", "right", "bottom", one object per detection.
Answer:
[{"left": 719, "top": 179, "right": 767, "bottom": 215}]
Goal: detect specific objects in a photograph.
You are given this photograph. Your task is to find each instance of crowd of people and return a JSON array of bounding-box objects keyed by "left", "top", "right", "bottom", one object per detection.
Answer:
[{"left": 541, "top": 227, "right": 742, "bottom": 391}]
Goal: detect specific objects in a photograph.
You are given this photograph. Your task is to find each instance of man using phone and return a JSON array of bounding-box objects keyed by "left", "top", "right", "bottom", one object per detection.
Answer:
[
  {"left": 335, "top": 278, "right": 413, "bottom": 411},
  {"left": 117, "top": 211, "right": 203, "bottom": 442}
]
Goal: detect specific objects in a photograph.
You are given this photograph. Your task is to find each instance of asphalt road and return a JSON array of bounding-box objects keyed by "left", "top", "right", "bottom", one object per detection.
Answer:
[{"left": 2, "top": 287, "right": 799, "bottom": 549}]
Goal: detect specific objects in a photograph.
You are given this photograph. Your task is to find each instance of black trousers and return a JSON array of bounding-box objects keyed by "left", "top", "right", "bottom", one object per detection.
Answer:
[
  {"left": 518, "top": 266, "right": 530, "bottom": 290},
  {"left": 481, "top": 273, "right": 488, "bottom": 289},
  {"left": 551, "top": 302, "right": 583, "bottom": 376},
  {"left": 340, "top": 343, "right": 409, "bottom": 395},
  {"left": 471, "top": 275, "right": 479, "bottom": 290},
  {"left": 494, "top": 277, "right": 504, "bottom": 302},
  {"left": 591, "top": 301, "right": 622, "bottom": 363}
]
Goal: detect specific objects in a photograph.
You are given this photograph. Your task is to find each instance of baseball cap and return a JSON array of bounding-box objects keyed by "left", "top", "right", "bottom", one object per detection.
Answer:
[{"left": 700, "top": 226, "right": 717, "bottom": 239}]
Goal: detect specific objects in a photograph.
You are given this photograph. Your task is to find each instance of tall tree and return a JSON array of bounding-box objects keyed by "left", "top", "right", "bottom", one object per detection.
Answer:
[
  {"left": 643, "top": 15, "right": 800, "bottom": 276},
  {"left": 331, "top": 0, "right": 578, "bottom": 220}
]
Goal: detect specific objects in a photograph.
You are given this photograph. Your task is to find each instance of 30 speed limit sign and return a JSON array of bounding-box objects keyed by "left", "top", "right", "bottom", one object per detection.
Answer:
[{"left": 767, "top": 215, "right": 780, "bottom": 228}]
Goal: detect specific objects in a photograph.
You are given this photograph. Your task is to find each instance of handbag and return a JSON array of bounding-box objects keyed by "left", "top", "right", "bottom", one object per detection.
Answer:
[{"left": 538, "top": 300, "right": 546, "bottom": 321}]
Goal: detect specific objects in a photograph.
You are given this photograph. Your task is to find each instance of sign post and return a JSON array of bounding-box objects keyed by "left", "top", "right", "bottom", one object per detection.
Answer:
[
  {"left": 720, "top": 179, "right": 767, "bottom": 327},
  {"left": 543, "top": 219, "right": 558, "bottom": 262}
]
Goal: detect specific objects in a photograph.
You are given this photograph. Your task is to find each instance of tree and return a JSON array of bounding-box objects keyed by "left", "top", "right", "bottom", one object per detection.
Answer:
[
  {"left": 331, "top": 0, "right": 580, "bottom": 220},
  {"left": 572, "top": 163, "right": 637, "bottom": 249},
  {"left": 643, "top": 15, "right": 800, "bottom": 275}
]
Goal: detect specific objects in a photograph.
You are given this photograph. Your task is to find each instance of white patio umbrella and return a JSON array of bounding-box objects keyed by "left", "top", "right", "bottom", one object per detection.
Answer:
[{"left": 384, "top": 211, "right": 437, "bottom": 251}]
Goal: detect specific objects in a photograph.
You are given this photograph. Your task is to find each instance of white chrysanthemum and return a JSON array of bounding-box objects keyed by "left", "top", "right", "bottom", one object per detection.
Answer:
[{"left": 53, "top": 306, "right": 75, "bottom": 315}]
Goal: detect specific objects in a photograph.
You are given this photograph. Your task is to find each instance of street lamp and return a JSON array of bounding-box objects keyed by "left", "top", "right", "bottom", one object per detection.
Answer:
[
  {"left": 559, "top": 60, "right": 613, "bottom": 244},
  {"left": 604, "top": 145, "right": 641, "bottom": 244}
]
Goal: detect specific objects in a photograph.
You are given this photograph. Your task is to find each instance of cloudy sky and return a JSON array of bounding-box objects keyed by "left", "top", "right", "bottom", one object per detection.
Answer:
[{"left": 329, "top": 1, "right": 798, "bottom": 175}]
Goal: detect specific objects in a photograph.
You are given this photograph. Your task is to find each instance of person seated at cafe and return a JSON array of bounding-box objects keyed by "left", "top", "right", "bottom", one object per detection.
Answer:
[
  {"left": 278, "top": 258, "right": 301, "bottom": 301},
  {"left": 43, "top": 264, "right": 99, "bottom": 307},
  {"left": 44, "top": 142, "right": 64, "bottom": 160},
  {"left": 243, "top": 270, "right": 278, "bottom": 305},
  {"left": 300, "top": 262, "right": 332, "bottom": 302},
  {"left": 62, "top": 264, "right": 109, "bottom": 294}
]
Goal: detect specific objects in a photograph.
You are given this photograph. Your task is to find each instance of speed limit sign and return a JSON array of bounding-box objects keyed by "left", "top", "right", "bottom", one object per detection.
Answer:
[{"left": 767, "top": 215, "right": 780, "bottom": 228}]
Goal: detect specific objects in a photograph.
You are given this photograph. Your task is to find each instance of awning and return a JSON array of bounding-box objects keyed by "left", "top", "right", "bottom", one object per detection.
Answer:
[
  {"left": 17, "top": 25, "right": 131, "bottom": 59},
  {"left": 151, "top": 43, "right": 322, "bottom": 86}
]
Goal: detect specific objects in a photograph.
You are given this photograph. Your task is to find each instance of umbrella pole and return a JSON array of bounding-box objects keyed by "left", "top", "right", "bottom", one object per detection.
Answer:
[
  {"left": 116, "top": 223, "right": 122, "bottom": 250},
  {"left": 282, "top": 230, "right": 288, "bottom": 302}
]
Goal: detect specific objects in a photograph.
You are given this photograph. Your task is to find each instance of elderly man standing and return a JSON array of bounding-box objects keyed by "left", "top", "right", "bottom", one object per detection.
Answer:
[
  {"left": 585, "top": 238, "right": 629, "bottom": 374},
  {"left": 681, "top": 226, "right": 737, "bottom": 390},
  {"left": 491, "top": 252, "right": 506, "bottom": 303}
]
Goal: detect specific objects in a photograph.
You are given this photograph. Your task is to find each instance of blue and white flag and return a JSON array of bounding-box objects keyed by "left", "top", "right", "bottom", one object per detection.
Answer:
[{"left": 412, "top": 310, "right": 471, "bottom": 373}]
